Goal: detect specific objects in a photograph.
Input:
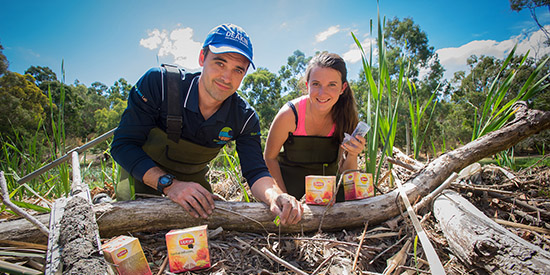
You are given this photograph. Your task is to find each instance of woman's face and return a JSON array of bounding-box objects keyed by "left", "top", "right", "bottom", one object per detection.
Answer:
[{"left": 306, "top": 66, "right": 347, "bottom": 113}]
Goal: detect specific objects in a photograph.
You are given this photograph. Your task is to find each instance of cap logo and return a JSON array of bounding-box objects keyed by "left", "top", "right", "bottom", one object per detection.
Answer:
[{"left": 226, "top": 31, "right": 249, "bottom": 47}]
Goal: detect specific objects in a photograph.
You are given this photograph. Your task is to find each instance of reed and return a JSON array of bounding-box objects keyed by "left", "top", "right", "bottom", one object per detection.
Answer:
[{"left": 352, "top": 9, "right": 409, "bottom": 187}]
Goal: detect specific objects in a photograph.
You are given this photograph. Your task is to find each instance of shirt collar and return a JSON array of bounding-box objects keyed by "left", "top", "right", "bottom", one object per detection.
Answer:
[{"left": 184, "top": 75, "right": 233, "bottom": 122}]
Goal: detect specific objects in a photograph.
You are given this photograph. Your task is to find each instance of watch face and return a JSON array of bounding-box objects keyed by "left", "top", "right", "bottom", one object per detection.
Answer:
[{"left": 160, "top": 176, "right": 172, "bottom": 185}]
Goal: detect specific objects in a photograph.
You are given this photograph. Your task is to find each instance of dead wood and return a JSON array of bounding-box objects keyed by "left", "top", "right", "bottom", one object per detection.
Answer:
[
  {"left": 1, "top": 103, "right": 549, "bottom": 243},
  {"left": 433, "top": 189, "right": 550, "bottom": 274}
]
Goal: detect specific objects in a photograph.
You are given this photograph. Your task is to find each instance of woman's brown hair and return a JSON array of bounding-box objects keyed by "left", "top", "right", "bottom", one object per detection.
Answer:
[{"left": 305, "top": 52, "right": 359, "bottom": 143}]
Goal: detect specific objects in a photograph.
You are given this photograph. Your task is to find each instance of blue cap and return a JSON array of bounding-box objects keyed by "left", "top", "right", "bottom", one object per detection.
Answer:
[{"left": 203, "top": 24, "right": 255, "bottom": 69}]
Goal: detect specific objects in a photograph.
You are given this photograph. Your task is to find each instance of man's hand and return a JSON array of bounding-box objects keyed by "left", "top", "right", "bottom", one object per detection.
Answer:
[
  {"left": 271, "top": 193, "right": 303, "bottom": 225},
  {"left": 163, "top": 181, "right": 216, "bottom": 219}
]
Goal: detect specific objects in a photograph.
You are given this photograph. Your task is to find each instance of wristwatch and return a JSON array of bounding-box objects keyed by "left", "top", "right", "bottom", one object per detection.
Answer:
[{"left": 157, "top": 174, "right": 175, "bottom": 194}]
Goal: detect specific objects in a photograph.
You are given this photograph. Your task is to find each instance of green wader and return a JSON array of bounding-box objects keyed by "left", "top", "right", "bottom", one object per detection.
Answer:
[
  {"left": 116, "top": 127, "right": 222, "bottom": 200},
  {"left": 277, "top": 133, "right": 345, "bottom": 201}
]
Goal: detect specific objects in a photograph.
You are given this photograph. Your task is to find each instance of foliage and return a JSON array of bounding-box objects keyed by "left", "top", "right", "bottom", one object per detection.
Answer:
[
  {"left": 510, "top": 0, "right": 550, "bottom": 45},
  {"left": 94, "top": 98, "right": 126, "bottom": 134},
  {"left": 278, "top": 50, "right": 311, "bottom": 101},
  {"left": 25, "top": 65, "right": 57, "bottom": 86},
  {"left": 352, "top": 13, "right": 408, "bottom": 185},
  {"left": 0, "top": 44, "right": 9, "bottom": 76},
  {"left": 407, "top": 80, "right": 438, "bottom": 159},
  {"left": 0, "top": 72, "right": 48, "bottom": 143},
  {"left": 240, "top": 68, "right": 283, "bottom": 133}
]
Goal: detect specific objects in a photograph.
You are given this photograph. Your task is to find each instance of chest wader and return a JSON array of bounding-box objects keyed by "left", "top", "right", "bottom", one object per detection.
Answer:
[
  {"left": 277, "top": 133, "right": 345, "bottom": 202},
  {"left": 116, "top": 64, "right": 221, "bottom": 201}
]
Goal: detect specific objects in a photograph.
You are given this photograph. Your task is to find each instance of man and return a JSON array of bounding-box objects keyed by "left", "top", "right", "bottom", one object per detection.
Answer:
[{"left": 111, "top": 24, "right": 302, "bottom": 225}]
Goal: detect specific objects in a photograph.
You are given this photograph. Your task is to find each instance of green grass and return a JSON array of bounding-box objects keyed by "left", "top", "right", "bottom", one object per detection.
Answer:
[{"left": 478, "top": 155, "right": 549, "bottom": 170}]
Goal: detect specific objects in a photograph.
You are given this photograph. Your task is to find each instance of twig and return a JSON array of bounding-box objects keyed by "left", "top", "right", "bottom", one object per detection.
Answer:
[
  {"left": 234, "top": 236, "right": 274, "bottom": 265},
  {"left": 155, "top": 256, "right": 168, "bottom": 275},
  {"left": 0, "top": 171, "right": 49, "bottom": 236},
  {"left": 260, "top": 247, "right": 309, "bottom": 275},
  {"left": 352, "top": 222, "right": 369, "bottom": 272},
  {"left": 397, "top": 265, "right": 431, "bottom": 274},
  {"left": 274, "top": 236, "right": 380, "bottom": 250},
  {"left": 452, "top": 183, "right": 516, "bottom": 195},
  {"left": 493, "top": 218, "right": 550, "bottom": 234},
  {"left": 369, "top": 235, "right": 407, "bottom": 265},
  {"left": 489, "top": 191, "right": 550, "bottom": 219},
  {"left": 216, "top": 206, "right": 269, "bottom": 234},
  {"left": 386, "top": 157, "right": 418, "bottom": 172},
  {"left": 311, "top": 253, "right": 334, "bottom": 275}
]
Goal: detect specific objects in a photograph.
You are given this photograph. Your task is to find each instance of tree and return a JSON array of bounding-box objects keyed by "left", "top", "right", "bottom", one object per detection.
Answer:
[
  {"left": 94, "top": 98, "right": 127, "bottom": 134},
  {"left": 240, "top": 68, "right": 283, "bottom": 133},
  {"left": 0, "top": 44, "right": 8, "bottom": 76},
  {"left": 0, "top": 72, "right": 48, "bottom": 141},
  {"left": 25, "top": 66, "right": 57, "bottom": 86},
  {"left": 448, "top": 52, "right": 550, "bottom": 152},
  {"left": 278, "top": 50, "right": 311, "bottom": 101},
  {"left": 510, "top": 0, "right": 550, "bottom": 45},
  {"left": 367, "top": 17, "right": 445, "bottom": 155},
  {"left": 108, "top": 78, "right": 132, "bottom": 104}
]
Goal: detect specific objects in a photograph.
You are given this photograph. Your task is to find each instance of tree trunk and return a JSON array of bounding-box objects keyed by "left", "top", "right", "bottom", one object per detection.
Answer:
[
  {"left": 433, "top": 190, "right": 550, "bottom": 274},
  {"left": 1, "top": 103, "right": 549, "bottom": 243}
]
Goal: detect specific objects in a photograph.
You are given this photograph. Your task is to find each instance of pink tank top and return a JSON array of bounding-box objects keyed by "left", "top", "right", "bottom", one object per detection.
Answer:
[{"left": 293, "top": 96, "right": 336, "bottom": 137}]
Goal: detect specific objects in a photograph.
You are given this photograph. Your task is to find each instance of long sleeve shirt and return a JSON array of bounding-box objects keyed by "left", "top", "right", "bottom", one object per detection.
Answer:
[{"left": 110, "top": 67, "right": 271, "bottom": 186}]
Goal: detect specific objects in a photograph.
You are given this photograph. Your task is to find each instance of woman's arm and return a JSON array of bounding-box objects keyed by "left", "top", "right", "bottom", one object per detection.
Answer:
[
  {"left": 339, "top": 135, "right": 366, "bottom": 173},
  {"left": 263, "top": 105, "right": 296, "bottom": 193}
]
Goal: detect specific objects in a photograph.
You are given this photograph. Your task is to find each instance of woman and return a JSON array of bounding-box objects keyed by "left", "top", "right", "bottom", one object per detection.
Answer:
[{"left": 264, "top": 52, "right": 366, "bottom": 201}]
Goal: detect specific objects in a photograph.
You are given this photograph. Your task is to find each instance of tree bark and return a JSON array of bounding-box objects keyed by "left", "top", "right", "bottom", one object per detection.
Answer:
[
  {"left": 433, "top": 190, "right": 550, "bottom": 274},
  {"left": 1, "top": 103, "right": 549, "bottom": 243}
]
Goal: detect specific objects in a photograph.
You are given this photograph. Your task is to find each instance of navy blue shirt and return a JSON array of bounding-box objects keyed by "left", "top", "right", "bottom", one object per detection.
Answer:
[{"left": 111, "top": 67, "right": 271, "bottom": 186}]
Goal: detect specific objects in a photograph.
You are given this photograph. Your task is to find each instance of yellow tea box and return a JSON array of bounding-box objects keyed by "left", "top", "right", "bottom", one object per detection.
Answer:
[
  {"left": 102, "top": 235, "right": 152, "bottom": 275},
  {"left": 343, "top": 172, "right": 374, "bottom": 200},
  {"left": 305, "top": 175, "right": 336, "bottom": 205},
  {"left": 166, "top": 225, "right": 210, "bottom": 273}
]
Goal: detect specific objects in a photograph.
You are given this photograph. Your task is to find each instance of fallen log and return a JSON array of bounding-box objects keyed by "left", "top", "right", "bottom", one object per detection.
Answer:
[
  {"left": 433, "top": 190, "right": 550, "bottom": 274},
  {"left": 1, "top": 103, "right": 549, "bottom": 242}
]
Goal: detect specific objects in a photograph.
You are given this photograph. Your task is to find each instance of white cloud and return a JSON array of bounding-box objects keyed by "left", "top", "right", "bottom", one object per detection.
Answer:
[
  {"left": 316, "top": 25, "right": 341, "bottom": 43},
  {"left": 140, "top": 27, "right": 202, "bottom": 70},
  {"left": 437, "top": 26, "right": 550, "bottom": 80},
  {"left": 343, "top": 37, "right": 376, "bottom": 64}
]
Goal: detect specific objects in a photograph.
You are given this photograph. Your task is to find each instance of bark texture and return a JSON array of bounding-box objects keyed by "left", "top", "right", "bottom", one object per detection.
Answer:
[{"left": 434, "top": 190, "right": 550, "bottom": 275}]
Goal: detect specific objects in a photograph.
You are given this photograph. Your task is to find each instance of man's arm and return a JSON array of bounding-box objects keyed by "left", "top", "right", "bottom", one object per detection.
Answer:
[
  {"left": 142, "top": 167, "right": 215, "bottom": 219},
  {"left": 250, "top": 176, "right": 303, "bottom": 225},
  {"left": 111, "top": 68, "right": 163, "bottom": 181},
  {"left": 235, "top": 110, "right": 303, "bottom": 225}
]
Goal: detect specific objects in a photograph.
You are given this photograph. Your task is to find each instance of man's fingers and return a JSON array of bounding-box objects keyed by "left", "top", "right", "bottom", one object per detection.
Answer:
[
  {"left": 187, "top": 191, "right": 213, "bottom": 218},
  {"left": 179, "top": 200, "right": 200, "bottom": 218}
]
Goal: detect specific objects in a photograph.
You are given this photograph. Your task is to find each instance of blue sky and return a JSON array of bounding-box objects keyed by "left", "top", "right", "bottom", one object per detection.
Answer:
[{"left": 1, "top": 1, "right": 549, "bottom": 87}]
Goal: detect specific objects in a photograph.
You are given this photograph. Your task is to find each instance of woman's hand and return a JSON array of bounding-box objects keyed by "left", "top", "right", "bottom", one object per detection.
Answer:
[{"left": 341, "top": 135, "right": 366, "bottom": 157}]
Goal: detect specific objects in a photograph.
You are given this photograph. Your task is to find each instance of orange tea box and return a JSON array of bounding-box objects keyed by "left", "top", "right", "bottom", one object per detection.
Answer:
[
  {"left": 305, "top": 175, "right": 336, "bottom": 205},
  {"left": 343, "top": 172, "right": 374, "bottom": 200},
  {"left": 166, "top": 225, "right": 210, "bottom": 273},
  {"left": 102, "top": 235, "right": 152, "bottom": 275}
]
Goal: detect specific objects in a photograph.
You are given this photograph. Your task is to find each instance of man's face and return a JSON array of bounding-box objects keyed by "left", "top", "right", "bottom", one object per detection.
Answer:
[{"left": 198, "top": 50, "right": 250, "bottom": 103}]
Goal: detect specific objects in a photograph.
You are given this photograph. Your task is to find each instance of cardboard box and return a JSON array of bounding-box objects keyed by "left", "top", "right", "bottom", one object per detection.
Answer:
[
  {"left": 343, "top": 171, "right": 374, "bottom": 200},
  {"left": 102, "top": 236, "right": 152, "bottom": 275},
  {"left": 305, "top": 175, "right": 336, "bottom": 205},
  {"left": 166, "top": 225, "right": 210, "bottom": 273}
]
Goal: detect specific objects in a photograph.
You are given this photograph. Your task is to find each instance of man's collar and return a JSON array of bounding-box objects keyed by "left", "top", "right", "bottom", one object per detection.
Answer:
[{"left": 184, "top": 75, "right": 232, "bottom": 122}]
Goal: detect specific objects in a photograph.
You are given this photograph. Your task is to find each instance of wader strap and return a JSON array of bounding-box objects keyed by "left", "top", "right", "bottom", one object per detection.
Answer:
[
  {"left": 286, "top": 101, "right": 298, "bottom": 127},
  {"left": 163, "top": 64, "right": 183, "bottom": 143}
]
